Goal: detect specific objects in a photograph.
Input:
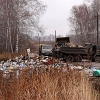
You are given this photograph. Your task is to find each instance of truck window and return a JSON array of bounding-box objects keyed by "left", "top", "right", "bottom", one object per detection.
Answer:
[
  {"left": 97, "top": 46, "right": 100, "bottom": 50},
  {"left": 42, "top": 45, "right": 52, "bottom": 49}
]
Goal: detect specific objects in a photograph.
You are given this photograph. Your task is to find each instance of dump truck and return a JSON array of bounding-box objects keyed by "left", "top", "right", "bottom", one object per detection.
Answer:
[
  {"left": 52, "top": 37, "right": 100, "bottom": 62},
  {"left": 39, "top": 44, "right": 53, "bottom": 56}
]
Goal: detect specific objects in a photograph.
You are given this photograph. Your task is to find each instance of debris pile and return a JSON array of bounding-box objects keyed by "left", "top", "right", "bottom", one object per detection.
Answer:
[{"left": 0, "top": 53, "right": 100, "bottom": 79}]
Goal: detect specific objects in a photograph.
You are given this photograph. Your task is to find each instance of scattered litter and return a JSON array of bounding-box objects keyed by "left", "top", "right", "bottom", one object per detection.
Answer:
[
  {"left": 93, "top": 70, "right": 100, "bottom": 77},
  {"left": 84, "top": 67, "right": 94, "bottom": 76}
]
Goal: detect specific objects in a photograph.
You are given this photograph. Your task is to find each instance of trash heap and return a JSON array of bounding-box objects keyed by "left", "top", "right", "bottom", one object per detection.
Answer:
[
  {"left": 0, "top": 54, "right": 65, "bottom": 79},
  {"left": 0, "top": 53, "right": 100, "bottom": 79}
]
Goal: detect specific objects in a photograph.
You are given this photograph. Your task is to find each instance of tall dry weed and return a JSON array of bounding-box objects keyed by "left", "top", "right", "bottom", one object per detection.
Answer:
[{"left": 0, "top": 66, "right": 99, "bottom": 100}]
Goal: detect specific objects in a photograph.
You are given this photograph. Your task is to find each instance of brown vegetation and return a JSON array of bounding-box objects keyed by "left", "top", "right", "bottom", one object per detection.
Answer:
[
  {"left": 0, "top": 66, "right": 100, "bottom": 100},
  {"left": 0, "top": 52, "right": 27, "bottom": 61}
]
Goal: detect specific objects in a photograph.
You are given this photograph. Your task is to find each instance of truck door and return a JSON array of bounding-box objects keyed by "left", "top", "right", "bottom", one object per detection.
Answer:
[{"left": 92, "top": 45, "right": 96, "bottom": 56}]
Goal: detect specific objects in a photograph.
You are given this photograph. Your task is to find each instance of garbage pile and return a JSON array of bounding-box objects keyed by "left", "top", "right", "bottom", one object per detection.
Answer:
[
  {"left": 0, "top": 53, "right": 100, "bottom": 79},
  {"left": 0, "top": 54, "right": 65, "bottom": 79}
]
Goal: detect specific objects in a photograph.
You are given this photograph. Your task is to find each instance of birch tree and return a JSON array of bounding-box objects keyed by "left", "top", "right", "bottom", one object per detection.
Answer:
[
  {"left": 69, "top": 3, "right": 97, "bottom": 45},
  {"left": 0, "top": 0, "right": 46, "bottom": 53}
]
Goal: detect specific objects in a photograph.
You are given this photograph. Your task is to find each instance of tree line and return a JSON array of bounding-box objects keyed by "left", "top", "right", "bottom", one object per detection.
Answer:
[
  {"left": 69, "top": 0, "right": 100, "bottom": 45},
  {"left": 0, "top": 0, "right": 46, "bottom": 53}
]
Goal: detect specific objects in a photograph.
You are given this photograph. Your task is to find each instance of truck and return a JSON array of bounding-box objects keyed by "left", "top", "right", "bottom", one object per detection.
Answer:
[
  {"left": 52, "top": 37, "right": 100, "bottom": 62},
  {"left": 39, "top": 44, "right": 53, "bottom": 56}
]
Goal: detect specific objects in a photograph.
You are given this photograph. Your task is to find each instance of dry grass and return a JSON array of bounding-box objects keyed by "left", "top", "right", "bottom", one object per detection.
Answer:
[
  {"left": 0, "top": 66, "right": 100, "bottom": 100},
  {"left": 0, "top": 52, "right": 27, "bottom": 61}
]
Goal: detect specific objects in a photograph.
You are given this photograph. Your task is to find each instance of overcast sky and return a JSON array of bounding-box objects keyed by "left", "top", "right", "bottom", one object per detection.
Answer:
[{"left": 40, "top": 0, "right": 86, "bottom": 36}]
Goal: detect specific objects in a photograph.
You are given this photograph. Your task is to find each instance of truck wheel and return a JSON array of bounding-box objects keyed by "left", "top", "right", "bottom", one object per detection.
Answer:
[
  {"left": 75, "top": 55, "right": 82, "bottom": 62},
  {"left": 95, "top": 56, "right": 100, "bottom": 63},
  {"left": 66, "top": 55, "right": 74, "bottom": 62}
]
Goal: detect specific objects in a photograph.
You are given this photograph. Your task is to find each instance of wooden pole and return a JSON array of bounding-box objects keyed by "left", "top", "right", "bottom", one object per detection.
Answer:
[{"left": 97, "top": 12, "right": 99, "bottom": 45}]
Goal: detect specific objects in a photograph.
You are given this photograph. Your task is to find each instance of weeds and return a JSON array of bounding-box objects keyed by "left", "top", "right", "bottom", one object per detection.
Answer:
[{"left": 0, "top": 66, "right": 100, "bottom": 100}]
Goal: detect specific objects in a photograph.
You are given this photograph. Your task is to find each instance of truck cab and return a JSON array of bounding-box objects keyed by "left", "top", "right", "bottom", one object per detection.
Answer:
[
  {"left": 92, "top": 45, "right": 100, "bottom": 62},
  {"left": 39, "top": 45, "right": 53, "bottom": 56},
  {"left": 84, "top": 44, "right": 100, "bottom": 62}
]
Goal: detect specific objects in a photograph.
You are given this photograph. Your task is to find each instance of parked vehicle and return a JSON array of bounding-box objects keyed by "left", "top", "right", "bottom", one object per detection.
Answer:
[
  {"left": 52, "top": 37, "right": 100, "bottom": 62},
  {"left": 39, "top": 44, "right": 53, "bottom": 56}
]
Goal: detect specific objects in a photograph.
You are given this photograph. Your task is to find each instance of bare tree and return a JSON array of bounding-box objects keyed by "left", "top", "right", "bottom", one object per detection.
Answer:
[
  {"left": 0, "top": 0, "right": 46, "bottom": 53},
  {"left": 68, "top": 1, "right": 100, "bottom": 45}
]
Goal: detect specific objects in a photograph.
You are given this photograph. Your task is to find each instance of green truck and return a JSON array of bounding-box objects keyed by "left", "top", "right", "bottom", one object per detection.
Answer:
[{"left": 53, "top": 37, "right": 100, "bottom": 62}]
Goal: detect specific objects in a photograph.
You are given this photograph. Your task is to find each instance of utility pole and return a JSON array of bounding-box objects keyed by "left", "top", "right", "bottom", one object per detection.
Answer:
[
  {"left": 96, "top": 12, "right": 99, "bottom": 45},
  {"left": 38, "top": 33, "right": 40, "bottom": 46},
  {"left": 55, "top": 30, "right": 56, "bottom": 43},
  {"left": 38, "top": 33, "right": 40, "bottom": 55},
  {"left": 50, "top": 34, "right": 51, "bottom": 44}
]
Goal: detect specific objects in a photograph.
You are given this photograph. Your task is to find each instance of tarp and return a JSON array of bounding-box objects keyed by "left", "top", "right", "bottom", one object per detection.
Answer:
[{"left": 93, "top": 70, "right": 100, "bottom": 77}]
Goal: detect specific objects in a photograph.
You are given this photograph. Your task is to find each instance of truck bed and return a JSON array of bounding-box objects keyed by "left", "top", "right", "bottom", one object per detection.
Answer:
[{"left": 59, "top": 47, "right": 88, "bottom": 54}]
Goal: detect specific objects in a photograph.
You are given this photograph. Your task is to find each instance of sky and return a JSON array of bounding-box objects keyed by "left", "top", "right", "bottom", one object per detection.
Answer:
[{"left": 40, "top": 0, "right": 86, "bottom": 36}]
